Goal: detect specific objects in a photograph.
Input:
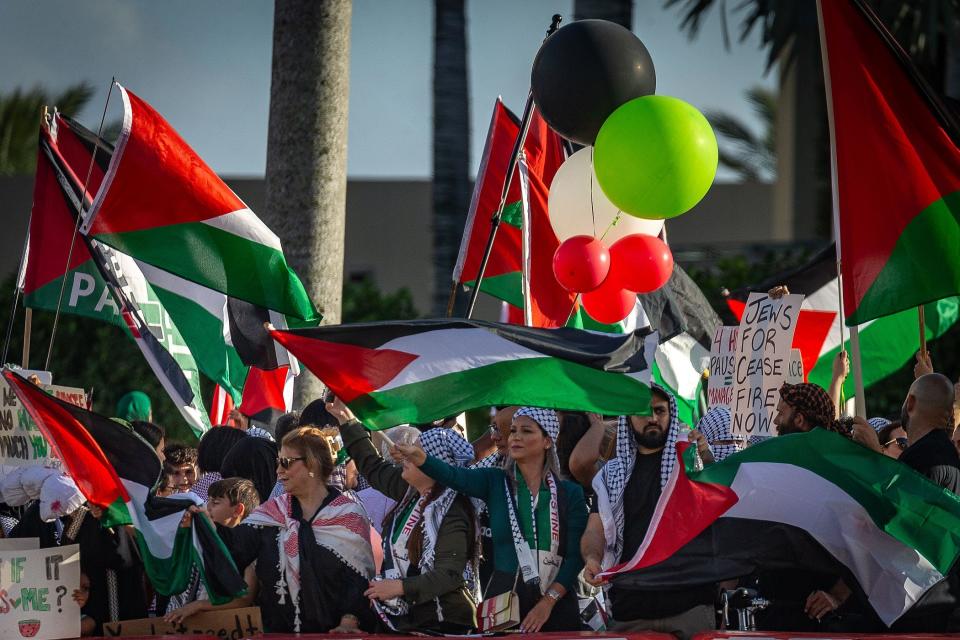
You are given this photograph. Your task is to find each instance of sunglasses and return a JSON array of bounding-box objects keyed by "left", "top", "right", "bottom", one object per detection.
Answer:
[
  {"left": 883, "top": 437, "right": 908, "bottom": 450},
  {"left": 277, "top": 456, "right": 306, "bottom": 469}
]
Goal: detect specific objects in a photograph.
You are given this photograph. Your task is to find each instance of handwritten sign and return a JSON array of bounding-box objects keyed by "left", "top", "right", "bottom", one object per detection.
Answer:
[
  {"left": 708, "top": 326, "right": 739, "bottom": 408},
  {"left": 0, "top": 544, "right": 79, "bottom": 640},
  {"left": 730, "top": 293, "right": 803, "bottom": 437},
  {"left": 0, "top": 381, "right": 87, "bottom": 472},
  {"left": 0, "top": 540, "right": 38, "bottom": 552},
  {"left": 786, "top": 349, "right": 805, "bottom": 384},
  {"left": 103, "top": 606, "right": 263, "bottom": 638}
]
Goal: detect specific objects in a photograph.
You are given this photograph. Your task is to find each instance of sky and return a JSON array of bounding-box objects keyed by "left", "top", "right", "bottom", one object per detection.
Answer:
[{"left": 0, "top": 0, "right": 776, "bottom": 181}]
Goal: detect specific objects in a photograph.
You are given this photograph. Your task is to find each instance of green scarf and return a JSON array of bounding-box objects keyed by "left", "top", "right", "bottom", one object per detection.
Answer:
[{"left": 515, "top": 467, "right": 551, "bottom": 552}]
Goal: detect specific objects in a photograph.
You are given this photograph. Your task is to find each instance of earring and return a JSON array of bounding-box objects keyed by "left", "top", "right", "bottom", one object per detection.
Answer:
[{"left": 308, "top": 471, "right": 315, "bottom": 477}]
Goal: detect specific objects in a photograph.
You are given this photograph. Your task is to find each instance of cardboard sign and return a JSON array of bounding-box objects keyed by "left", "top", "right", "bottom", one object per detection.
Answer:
[
  {"left": 0, "top": 540, "right": 38, "bottom": 551},
  {"left": 0, "top": 544, "right": 80, "bottom": 640},
  {"left": 786, "top": 348, "right": 805, "bottom": 384},
  {"left": 0, "top": 381, "right": 87, "bottom": 472},
  {"left": 707, "top": 326, "right": 739, "bottom": 408},
  {"left": 102, "top": 606, "right": 263, "bottom": 638},
  {"left": 730, "top": 293, "right": 804, "bottom": 437}
]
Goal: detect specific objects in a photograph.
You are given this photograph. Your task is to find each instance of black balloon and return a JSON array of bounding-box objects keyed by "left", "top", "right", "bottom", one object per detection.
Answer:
[{"left": 531, "top": 19, "right": 656, "bottom": 145}]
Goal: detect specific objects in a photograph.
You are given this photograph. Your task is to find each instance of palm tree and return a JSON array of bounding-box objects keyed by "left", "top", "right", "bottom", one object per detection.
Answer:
[
  {"left": 706, "top": 86, "right": 777, "bottom": 182},
  {"left": 432, "top": 0, "right": 471, "bottom": 316},
  {"left": 0, "top": 83, "right": 93, "bottom": 175},
  {"left": 264, "top": 0, "right": 352, "bottom": 405}
]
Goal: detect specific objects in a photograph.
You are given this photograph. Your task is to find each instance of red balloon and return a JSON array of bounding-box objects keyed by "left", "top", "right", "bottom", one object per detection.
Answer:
[
  {"left": 581, "top": 277, "right": 637, "bottom": 324},
  {"left": 551, "top": 235, "right": 611, "bottom": 293},
  {"left": 608, "top": 233, "right": 674, "bottom": 293}
]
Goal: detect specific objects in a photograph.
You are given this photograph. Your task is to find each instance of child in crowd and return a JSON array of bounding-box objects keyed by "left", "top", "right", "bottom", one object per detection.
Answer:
[
  {"left": 162, "top": 478, "right": 260, "bottom": 623},
  {"left": 162, "top": 444, "right": 199, "bottom": 493}
]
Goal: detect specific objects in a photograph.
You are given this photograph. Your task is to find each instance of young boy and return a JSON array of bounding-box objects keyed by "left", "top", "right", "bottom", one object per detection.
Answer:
[
  {"left": 205, "top": 478, "right": 260, "bottom": 527},
  {"left": 162, "top": 478, "right": 260, "bottom": 623}
]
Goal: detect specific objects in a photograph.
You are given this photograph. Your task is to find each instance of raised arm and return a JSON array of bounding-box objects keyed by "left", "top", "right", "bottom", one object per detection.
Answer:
[
  {"left": 394, "top": 442, "right": 495, "bottom": 500},
  {"left": 340, "top": 420, "right": 409, "bottom": 501}
]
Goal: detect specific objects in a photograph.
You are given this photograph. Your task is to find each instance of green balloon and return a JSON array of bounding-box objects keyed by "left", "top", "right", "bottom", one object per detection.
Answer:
[{"left": 593, "top": 95, "right": 718, "bottom": 219}]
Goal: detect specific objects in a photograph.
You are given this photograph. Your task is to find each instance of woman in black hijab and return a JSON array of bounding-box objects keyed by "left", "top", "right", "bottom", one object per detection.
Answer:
[{"left": 220, "top": 437, "right": 279, "bottom": 502}]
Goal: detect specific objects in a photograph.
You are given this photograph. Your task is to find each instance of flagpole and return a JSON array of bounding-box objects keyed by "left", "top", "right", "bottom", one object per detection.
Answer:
[
  {"left": 465, "top": 15, "right": 562, "bottom": 320},
  {"left": 817, "top": 0, "right": 866, "bottom": 417},
  {"left": 45, "top": 78, "right": 115, "bottom": 371},
  {"left": 2, "top": 225, "right": 31, "bottom": 366},
  {"left": 918, "top": 305, "right": 927, "bottom": 356},
  {"left": 21, "top": 310, "right": 31, "bottom": 368}
]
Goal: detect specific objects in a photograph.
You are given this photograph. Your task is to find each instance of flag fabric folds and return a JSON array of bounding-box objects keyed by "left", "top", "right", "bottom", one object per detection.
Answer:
[
  {"left": 819, "top": 0, "right": 960, "bottom": 324},
  {"left": 32, "top": 123, "right": 212, "bottom": 434},
  {"left": 453, "top": 99, "right": 575, "bottom": 327},
  {"left": 270, "top": 319, "right": 656, "bottom": 429},
  {"left": 4, "top": 370, "right": 246, "bottom": 604},
  {"left": 726, "top": 244, "right": 958, "bottom": 399},
  {"left": 600, "top": 430, "right": 960, "bottom": 626},
  {"left": 79, "top": 83, "right": 318, "bottom": 323}
]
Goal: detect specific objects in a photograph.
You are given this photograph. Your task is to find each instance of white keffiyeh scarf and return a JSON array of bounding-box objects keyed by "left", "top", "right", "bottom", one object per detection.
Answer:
[
  {"left": 592, "top": 384, "right": 680, "bottom": 568},
  {"left": 244, "top": 491, "right": 374, "bottom": 631},
  {"left": 696, "top": 406, "right": 744, "bottom": 461}
]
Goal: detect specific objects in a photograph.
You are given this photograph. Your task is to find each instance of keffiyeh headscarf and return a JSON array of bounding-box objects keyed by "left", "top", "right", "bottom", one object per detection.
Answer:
[
  {"left": 376, "top": 427, "right": 478, "bottom": 623},
  {"left": 868, "top": 417, "right": 892, "bottom": 432},
  {"left": 513, "top": 406, "right": 561, "bottom": 470},
  {"left": 696, "top": 406, "right": 744, "bottom": 462},
  {"left": 594, "top": 383, "right": 680, "bottom": 567},
  {"left": 780, "top": 382, "right": 837, "bottom": 431}
]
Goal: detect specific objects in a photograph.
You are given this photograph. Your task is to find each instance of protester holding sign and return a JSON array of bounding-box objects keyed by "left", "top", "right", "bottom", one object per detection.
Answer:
[
  {"left": 394, "top": 407, "right": 588, "bottom": 633},
  {"left": 334, "top": 399, "right": 479, "bottom": 634}
]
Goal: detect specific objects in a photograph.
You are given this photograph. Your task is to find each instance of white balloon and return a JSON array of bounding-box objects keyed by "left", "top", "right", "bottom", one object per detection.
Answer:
[{"left": 548, "top": 146, "right": 663, "bottom": 244}]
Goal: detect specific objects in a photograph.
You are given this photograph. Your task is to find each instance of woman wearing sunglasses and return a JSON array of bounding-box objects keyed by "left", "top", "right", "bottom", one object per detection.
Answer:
[
  {"left": 394, "top": 407, "right": 588, "bottom": 633},
  {"left": 215, "top": 426, "right": 375, "bottom": 633},
  {"left": 331, "top": 399, "right": 479, "bottom": 634},
  {"left": 876, "top": 421, "right": 908, "bottom": 459}
]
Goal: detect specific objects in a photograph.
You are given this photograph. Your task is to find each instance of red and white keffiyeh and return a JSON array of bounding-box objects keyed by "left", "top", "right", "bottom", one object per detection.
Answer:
[{"left": 245, "top": 491, "right": 374, "bottom": 630}]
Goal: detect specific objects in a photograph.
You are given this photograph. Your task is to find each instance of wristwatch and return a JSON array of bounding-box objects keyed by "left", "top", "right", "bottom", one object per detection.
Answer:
[{"left": 544, "top": 588, "right": 562, "bottom": 602}]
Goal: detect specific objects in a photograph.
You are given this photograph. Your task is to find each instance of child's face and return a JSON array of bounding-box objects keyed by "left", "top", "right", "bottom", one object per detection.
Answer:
[{"left": 206, "top": 496, "right": 239, "bottom": 526}]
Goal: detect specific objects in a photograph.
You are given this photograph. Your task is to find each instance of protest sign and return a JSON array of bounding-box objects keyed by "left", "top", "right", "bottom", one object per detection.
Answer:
[
  {"left": 0, "top": 540, "right": 38, "bottom": 551},
  {"left": 786, "top": 348, "right": 805, "bottom": 384},
  {"left": 0, "top": 544, "right": 79, "bottom": 640},
  {"left": 730, "top": 293, "right": 804, "bottom": 437},
  {"left": 0, "top": 381, "right": 87, "bottom": 471},
  {"left": 102, "top": 606, "right": 263, "bottom": 638},
  {"left": 707, "top": 326, "right": 739, "bottom": 408}
]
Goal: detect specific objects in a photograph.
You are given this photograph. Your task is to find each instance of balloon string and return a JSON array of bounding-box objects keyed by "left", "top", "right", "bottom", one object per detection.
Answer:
[{"left": 589, "top": 148, "right": 597, "bottom": 237}]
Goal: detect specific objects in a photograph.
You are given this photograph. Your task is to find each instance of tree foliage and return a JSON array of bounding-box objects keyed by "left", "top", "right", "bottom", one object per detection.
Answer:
[
  {"left": 706, "top": 85, "right": 777, "bottom": 181},
  {"left": 0, "top": 84, "right": 94, "bottom": 176}
]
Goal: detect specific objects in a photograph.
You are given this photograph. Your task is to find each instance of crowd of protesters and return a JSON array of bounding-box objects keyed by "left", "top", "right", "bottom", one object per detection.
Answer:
[{"left": 1, "top": 341, "right": 959, "bottom": 640}]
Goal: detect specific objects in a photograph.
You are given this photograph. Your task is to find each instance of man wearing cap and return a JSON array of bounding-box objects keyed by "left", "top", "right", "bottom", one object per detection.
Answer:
[{"left": 774, "top": 382, "right": 838, "bottom": 436}]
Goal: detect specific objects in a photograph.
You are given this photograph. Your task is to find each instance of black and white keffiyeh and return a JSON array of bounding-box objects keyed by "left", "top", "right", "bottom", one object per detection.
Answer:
[
  {"left": 592, "top": 383, "right": 680, "bottom": 567},
  {"left": 696, "top": 406, "right": 743, "bottom": 462},
  {"left": 513, "top": 406, "right": 561, "bottom": 470},
  {"left": 376, "top": 426, "right": 479, "bottom": 625}
]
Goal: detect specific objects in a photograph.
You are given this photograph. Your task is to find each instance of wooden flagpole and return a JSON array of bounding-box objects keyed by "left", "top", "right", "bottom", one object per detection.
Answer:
[{"left": 21, "top": 309, "right": 31, "bottom": 368}]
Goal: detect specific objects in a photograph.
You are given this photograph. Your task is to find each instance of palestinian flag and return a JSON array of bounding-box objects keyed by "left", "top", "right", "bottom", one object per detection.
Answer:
[
  {"left": 269, "top": 319, "right": 656, "bottom": 429},
  {"left": 4, "top": 370, "right": 246, "bottom": 603},
  {"left": 600, "top": 430, "right": 960, "bottom": 626},
  {"left": 33, "top": 126, "right": 212, "bottom": 434},
  {"left": 48, "top": 113, "right": 304, "bottom": 404},
  {"left": 453, "top": 99, "right": 576, "bottom": 327},
  {"left": 239, "top": 365, "right": 294, "bottom": 427},
  {"left": 819, "top": 0, "right": 960, "bottom": 325},
  {"left": 79, "top": 83, "right": 318, "bottom": 323},
  {"left": 726, "top": 244, "right": 958, "bottom": 400},
  {"left": 23, "top": 122, "right": 125, "bottom": 329}
]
